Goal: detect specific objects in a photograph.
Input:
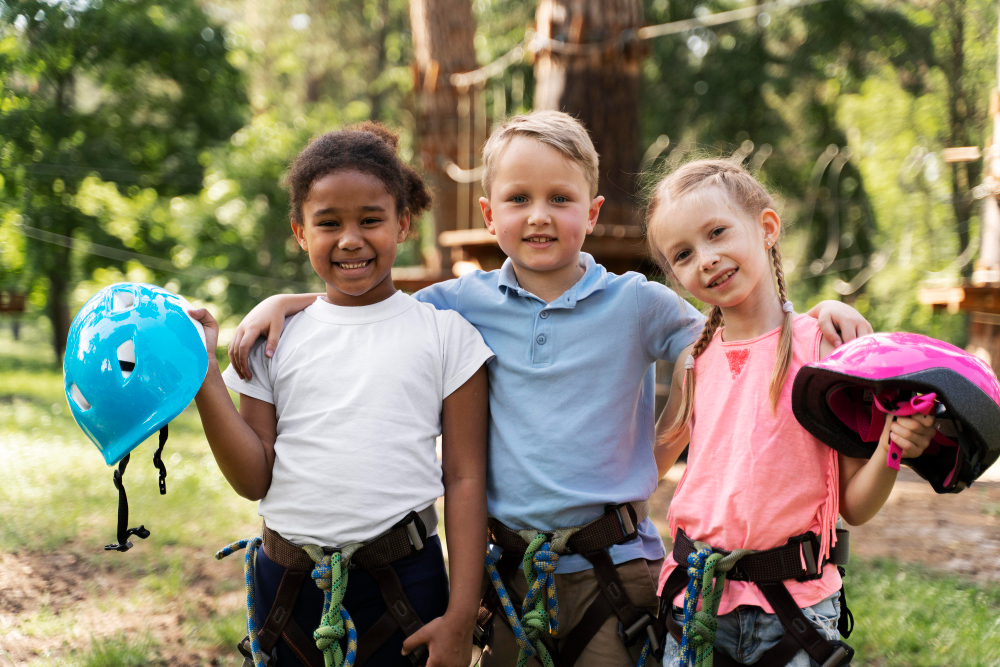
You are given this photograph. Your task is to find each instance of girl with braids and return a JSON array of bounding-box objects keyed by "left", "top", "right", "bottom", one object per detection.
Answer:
[
  {"left": 189, "top": 123, "right": 494, "bottom": 667},
  {"left": 645, "top": 159, "right": 937, "bottom": 666}
]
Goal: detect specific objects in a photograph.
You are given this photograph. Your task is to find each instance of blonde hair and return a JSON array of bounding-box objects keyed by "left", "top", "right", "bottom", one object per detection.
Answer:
[
  {"left": 647, "top": 159, "right": 794, "bottom": 441},
  {"left": 481, "top": 110, "right": 600, "bottom": 198}
]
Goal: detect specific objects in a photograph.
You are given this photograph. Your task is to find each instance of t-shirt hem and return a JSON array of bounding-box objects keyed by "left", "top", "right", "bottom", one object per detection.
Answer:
[
  {"left": 222, "top": 367, "right": 275, "bottom": 404},
  {"left": 442, "top": 351, "right": 495, "bottom": 398}
]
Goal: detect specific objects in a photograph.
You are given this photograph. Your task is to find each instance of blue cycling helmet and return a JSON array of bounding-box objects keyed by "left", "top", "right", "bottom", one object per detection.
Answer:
[{"left": 64, "top": 282, "right": 208, "bottom": 550}]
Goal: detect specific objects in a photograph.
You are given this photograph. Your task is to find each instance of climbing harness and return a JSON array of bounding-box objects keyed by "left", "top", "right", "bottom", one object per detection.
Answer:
[
  {"left": 660, "top": 528, "right": 854, "bottom": 667},
  {"left": 218, "top": 508, "right": 435, "bottom": 667},
  {"left": 477, "top": 502, "right": 663, "bottom": 667},
  {"left": 792, "top": 332, "right": 1000, "bottom": 493},
  {"left": 63, "top": 282, "right": 206, "bottom": 551}
]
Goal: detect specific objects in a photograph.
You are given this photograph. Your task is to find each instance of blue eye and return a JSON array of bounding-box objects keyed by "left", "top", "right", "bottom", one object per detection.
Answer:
[
  {"left": 710, "top": 227, "right": 725, "bottom": 238},
  {"left": 674, "top": 250, "right": 690, "bottom": 262},
  {"left": 510, "top": 195, "right": 528, "bottom": 203},
  {"left": 552, "top": 195, "right": 568, "bottom": 204}
]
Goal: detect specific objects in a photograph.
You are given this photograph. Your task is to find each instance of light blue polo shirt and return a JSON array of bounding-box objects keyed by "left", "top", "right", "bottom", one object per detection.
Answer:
[{"left": 415, "top": 253, "right": 704, "bottom": 572}]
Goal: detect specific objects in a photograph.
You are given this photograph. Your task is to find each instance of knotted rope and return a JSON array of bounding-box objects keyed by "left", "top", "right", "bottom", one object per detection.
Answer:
[
  {"left": 216, "top": 537, "right": 267, "bottom": 667},
  {"left": 303, "top": 544, "right": 360, "bottom": 667},
  {"left": 681, "top": 544, "right": 752, "bottom": 667},
  {"left": 486, "top": 533, "right": 559, "bottom": 667}
]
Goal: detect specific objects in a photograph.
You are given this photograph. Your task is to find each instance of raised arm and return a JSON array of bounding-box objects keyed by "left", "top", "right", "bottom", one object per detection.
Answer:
[
  {"left": 402, "top": 365, "right": 489, "bottom": 667},
  {"left": 190, "top": 308, "right": 277, "bottom": 500},
  {"left": 229, "top": 293, "right": 321, "bottom": 380}
]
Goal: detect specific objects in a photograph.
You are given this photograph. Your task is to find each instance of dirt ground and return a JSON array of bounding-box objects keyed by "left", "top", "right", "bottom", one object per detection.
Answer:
[
  {"left": 0, "top": 549, "right": 246, "bottom": 665},
  {"left": 649, "top": 465, "right": 1000, "bottom": 585},
  {"left": 1, "top": 468, "right": 998, "bottom": 665}
]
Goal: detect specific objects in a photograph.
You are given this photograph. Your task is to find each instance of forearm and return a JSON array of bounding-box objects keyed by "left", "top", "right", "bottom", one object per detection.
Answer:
[
  {"left": 839, "top": 444, "right": 896, "bottom": 526},
  {"left": 194, "top": 366, "right": 272, "bottom": 500},
  {"left": 653, "top": 423, "right": 689, "bottom": 480},
  {"left": 273, "top": 292, "right": 323, "bottom": 314},
  {"left": 441, "top": 476, "right": 487, "bottom": 624}
]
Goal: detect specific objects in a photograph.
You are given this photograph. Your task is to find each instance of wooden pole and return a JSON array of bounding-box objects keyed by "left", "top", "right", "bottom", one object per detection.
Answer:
[{"left": 975, "top": 2, "right": 1000, "bottom": 284}]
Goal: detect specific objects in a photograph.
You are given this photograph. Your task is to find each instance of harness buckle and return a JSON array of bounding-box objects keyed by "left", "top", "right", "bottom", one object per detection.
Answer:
[
  {"left": 617, "top": 611, "right": 656, "bottom": 647},
  {"left": 819, "top": 640, "right": 854, "bottom": 667},
  {"left": 788, "top": 532, "right": 823, "bottom": 581},
  {"left": 607, "top": 503, "right": 639, "bottom": 541}
]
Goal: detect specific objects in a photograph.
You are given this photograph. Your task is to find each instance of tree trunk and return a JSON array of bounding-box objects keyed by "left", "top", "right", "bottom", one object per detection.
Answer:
[
  {"left": 409, "top": 0, "right": 478, "bottom": 271},
  {"left": 943, "top": 0, "right": 978, "bottom": 279},
  {"left": 534, "top": 0, "right": 645, "bottom": 227},
  {"left": 48, "top": 267, "right": 71, "bottom": 365}
]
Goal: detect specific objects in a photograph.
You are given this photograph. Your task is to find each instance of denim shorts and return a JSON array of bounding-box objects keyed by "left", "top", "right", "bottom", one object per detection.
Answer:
[{"left": 661, "top": 592, "right": 841, "bottom": 667}]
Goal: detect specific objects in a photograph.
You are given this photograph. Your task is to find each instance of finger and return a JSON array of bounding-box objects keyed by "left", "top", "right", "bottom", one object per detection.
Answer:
[
  {"left": 401, "top": 626, "right": 431, "bottom": 655},
  {"left": 228, "top": 330, "right": 243, "bottom": 379},
  {"left": 231, "top": 331, "right": 249, "bottom": 380},
  {"left": 239, "top": 334, "right": 256, "bottom": 381},
  {"left": 892, "top": 435, "right": 928, "bottom": 458},
  {"left": 819, "top": 318, "right": 843, "bottom": 347},
  {"left": 912, "top": 412, "right": 936, "bottom": 427},
  {"left": 858, "top": 319, "right": 874, "bottom": 337},
  {"left": 892, "top": 418, "right": 934, "bottom": 444},
  {"left": 839, "top": 322, "right": 859, "bottom": 343},
  {"left": 265, "top": 318, "right": 285, "bottom": 359}
]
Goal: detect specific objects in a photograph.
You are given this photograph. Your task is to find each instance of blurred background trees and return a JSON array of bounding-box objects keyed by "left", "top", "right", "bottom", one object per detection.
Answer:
[{"left": 1, "top": 0, "right": 996, "bottom": 360}]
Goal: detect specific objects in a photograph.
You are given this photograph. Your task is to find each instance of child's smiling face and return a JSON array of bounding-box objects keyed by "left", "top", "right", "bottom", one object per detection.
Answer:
[
  {"left": 292, "top": 169, "right": 409, "bottom": 306},
  {"left": 651, "top": 187, "right": 779, "bottom": 310},
  {"left": 480, "top": 136, "right": 603, "bottom": 289}
]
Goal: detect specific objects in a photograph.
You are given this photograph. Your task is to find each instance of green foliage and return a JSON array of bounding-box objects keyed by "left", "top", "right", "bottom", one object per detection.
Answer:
[
  {"left": 640, "top": 0, "right": 992, "bottom": 342},
  {"left": 0, "top": 0, "right": 248, "bottom": 356}
]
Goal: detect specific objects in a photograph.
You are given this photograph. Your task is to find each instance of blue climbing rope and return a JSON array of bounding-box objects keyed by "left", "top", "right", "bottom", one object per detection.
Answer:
[{"left": 216, "top": 537, "right": 267, "bottom": 667}]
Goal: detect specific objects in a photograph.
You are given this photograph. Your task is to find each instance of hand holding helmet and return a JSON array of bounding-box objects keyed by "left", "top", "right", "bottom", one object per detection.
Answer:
[
  {"left": 63, "top": 283, "right": 209, "bottom": 550},
  {"left": 793, "top": 332, "right": 1000, "bottom": 494}
]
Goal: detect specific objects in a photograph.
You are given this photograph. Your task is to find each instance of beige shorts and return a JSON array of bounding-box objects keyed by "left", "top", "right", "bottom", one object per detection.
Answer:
[{"left": 481, "top": 558, "right": 663, "bottom": 667}]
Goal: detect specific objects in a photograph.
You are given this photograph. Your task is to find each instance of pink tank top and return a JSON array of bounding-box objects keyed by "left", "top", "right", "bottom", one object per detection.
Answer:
[{"left": 658, "top": 314, "right": 842, "bottom": 615}]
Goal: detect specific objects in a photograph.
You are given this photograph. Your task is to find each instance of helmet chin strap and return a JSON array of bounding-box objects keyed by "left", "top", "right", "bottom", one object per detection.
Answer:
[{"left": 104, "top": 425, "right": 169, "bottom": 552}]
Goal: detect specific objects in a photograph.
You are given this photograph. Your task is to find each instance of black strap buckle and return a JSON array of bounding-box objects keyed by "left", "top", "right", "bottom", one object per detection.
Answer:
[
  {"left": 788, "top": 532, "right": 823, "bottom": 581},
  {"left": 394, "top": 510, "right": 427, "bottom": 553},
  {"left": 237, "top": 635, "right": 278, "bottom": 666},
  {"left": 617, "top": 611, "right": 659, "bottom": 650},
  {"left": 819, "top": 640, "right": 854, "bottom": 667},
  {"left": 607, "top": 503, "right": 640, "bottom": 542}
]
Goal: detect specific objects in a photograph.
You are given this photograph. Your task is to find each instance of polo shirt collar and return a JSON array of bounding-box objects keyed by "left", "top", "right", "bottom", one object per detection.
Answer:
[{"left": 496, "top": 252, "right": 608, "bottom": 307}]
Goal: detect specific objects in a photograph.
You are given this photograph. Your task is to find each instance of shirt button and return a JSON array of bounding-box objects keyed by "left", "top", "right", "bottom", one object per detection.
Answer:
[
  {"left": 536, "top": 335, "right": 547, "bottom": 345},
  {"left": 539, "top": 311, "right": 549, "bottom": 319}
]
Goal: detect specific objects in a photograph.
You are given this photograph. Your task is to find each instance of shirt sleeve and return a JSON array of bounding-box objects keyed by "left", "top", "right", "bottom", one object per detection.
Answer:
[
  {"left": 221, "top": 337, "right": 276, "bottom": 404},
  {"left": 636, "top": 277, "right": 706, "bottom": 363},
  {"left": 414, "top": 277, "right": 463, "bottom": 311},
  {"left": 438, "top": 310, "right": 495, "bottom": 399}
]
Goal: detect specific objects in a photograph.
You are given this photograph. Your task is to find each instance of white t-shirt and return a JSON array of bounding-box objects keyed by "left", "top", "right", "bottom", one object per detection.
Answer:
[{"left": 221, "top": 291, "right": 494, "bottom": 547}]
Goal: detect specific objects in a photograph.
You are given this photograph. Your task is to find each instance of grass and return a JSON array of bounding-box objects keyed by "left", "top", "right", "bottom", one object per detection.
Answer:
[
  {"left": 846, "top": 559, "right": 1000, "bottom": 666},
  {"left": 2, "top": 324, "right": 1000, "bottom": 665}
]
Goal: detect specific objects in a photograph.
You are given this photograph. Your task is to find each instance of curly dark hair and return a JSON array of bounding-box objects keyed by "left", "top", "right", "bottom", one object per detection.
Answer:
[{"left": 286, "top": 122, "right": 433, "bottom": 226}]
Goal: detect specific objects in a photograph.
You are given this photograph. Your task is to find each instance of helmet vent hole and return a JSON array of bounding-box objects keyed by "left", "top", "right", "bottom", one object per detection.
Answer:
[
  {"left": 117, "top": 340, "right": 136, "bottom": 379},
  {"left": 112, "top": 291, "right": 135, "bottom": 312},
  {"left": 70, "top": 383, "right": 91, "bottom": 411}
]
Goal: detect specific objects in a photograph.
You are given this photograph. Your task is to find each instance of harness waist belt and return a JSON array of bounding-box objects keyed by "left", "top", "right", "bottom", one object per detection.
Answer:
[
  {"left": 488, "top": 501, "right": 650, "bottom": 556},
  {"left": 673, "top": 527, "right": 850, "bottom": 583},
  {"left": 262, "top": 504, "right": 437, "bottom": 572}
]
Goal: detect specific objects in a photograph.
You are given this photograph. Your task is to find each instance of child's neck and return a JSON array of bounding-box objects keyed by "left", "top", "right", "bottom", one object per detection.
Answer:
[
  {"left": 719, "top": 286, "right": 786, "bottom": 342},
  {"left": 511, "top": 255, "right": 586, "bottom": 303},
  {"left": 324, "top": 280, "right": 397, "bottom": 307}
]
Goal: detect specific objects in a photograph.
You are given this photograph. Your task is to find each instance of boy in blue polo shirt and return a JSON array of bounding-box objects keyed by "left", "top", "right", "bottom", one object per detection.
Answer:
[{"left": 227, "top": 111, "right": 870, "bottom": 666}]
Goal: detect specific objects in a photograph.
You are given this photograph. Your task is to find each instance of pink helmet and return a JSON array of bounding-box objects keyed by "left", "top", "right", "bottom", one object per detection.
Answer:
[{"left": 792, "top": 332, "right": 1000, "bottom": 493}]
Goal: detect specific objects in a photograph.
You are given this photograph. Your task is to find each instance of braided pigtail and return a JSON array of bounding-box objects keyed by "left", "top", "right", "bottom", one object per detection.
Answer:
[
  {"left": 769, "top": 242, "right": 794, "bottom": 411},
  {"left": 662, "top": 305, "right": 723, "bottom": 444}
]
